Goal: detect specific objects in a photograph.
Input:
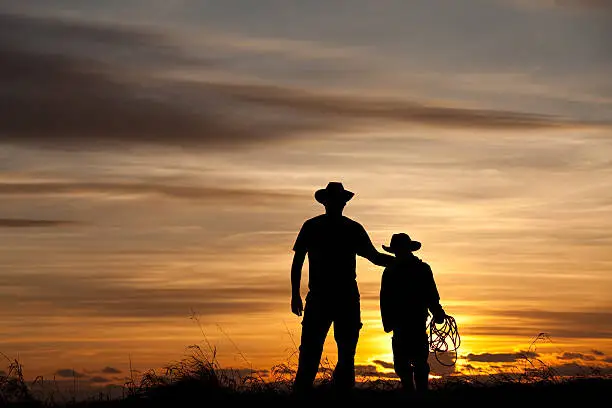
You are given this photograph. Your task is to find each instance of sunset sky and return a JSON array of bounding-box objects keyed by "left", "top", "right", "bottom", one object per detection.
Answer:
[{"left": 1, "top": 0, "right": 611, "bottom": 390}]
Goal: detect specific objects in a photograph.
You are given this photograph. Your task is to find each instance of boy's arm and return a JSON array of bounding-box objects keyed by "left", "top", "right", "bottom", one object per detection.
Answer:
[{"left": 426, "top": 264, "right": 446, "bottom": 323}]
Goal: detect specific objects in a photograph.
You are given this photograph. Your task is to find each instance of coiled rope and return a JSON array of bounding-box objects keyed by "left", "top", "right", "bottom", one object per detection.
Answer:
[{"left": 428, "top": 314, "right": 460, "bottom": 366}]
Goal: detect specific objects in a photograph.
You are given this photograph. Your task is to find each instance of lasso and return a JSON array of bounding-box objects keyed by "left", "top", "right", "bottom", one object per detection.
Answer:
[{"left": 428, "top": 314, "right": 460, "bottom": 366}]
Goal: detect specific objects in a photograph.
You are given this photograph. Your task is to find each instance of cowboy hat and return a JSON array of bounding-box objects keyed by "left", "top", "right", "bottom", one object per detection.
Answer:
[
  {"left": 382, "top": 233, "right": 421, "bottom": 253},
  {"left": 314, "top": 182, "right": 354, "bottom": 205}
]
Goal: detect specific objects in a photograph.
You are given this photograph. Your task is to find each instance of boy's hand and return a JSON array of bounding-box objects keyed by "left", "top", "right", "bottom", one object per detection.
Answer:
[
  {"left": 291, "top": 295, "right": 303, "bottom": 316},
  {"left": 434, "top": 310, "right": 446, "bottom": 324}
]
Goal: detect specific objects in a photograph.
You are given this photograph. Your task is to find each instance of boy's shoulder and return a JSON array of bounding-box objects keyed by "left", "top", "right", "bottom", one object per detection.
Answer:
[{"left": 384, "top": 256, "right": 432, "bottom": 273}]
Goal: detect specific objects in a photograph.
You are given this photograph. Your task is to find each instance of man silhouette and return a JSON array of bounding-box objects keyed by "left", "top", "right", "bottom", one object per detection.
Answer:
[{"left": 291, "top": 182, "right": 394, "bottom": 393}]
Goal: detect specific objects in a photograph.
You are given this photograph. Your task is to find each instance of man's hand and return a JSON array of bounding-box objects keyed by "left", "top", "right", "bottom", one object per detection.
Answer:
[{"left": 291, "top": 295, "right": 304, "bottom": 316}]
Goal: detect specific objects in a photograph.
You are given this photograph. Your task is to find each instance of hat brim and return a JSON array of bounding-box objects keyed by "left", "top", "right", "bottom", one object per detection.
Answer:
[
  {"left": 315, "top": 189, "right": 354, "bottom": 204},
  {"left": 382, "top": 241, "right": 421, "bottom": 253}
]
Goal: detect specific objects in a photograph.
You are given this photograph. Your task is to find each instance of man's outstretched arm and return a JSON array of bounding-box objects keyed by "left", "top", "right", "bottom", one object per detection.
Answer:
[
  {"left": 357, "top": 225, "right": 395, "bottom": 267},
  {"left": 290, "top": 250, "right": 306, "bottom": 316},
  {"left": 363, "top": 247, "right": 394, "bottom": 267}
]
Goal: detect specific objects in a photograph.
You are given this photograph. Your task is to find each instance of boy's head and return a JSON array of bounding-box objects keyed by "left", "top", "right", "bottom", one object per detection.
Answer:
[{"left": 382, "top": 233, "right": 421, "bottom": 256}]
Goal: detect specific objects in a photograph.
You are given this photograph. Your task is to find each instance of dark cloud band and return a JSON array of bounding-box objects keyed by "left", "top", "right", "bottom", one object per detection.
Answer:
[
  {"left": 0, "top": 218, "right": 76, "bottom": 228},
  {"left": 1, "top": 12, "right": 606, "bottom": 153}
]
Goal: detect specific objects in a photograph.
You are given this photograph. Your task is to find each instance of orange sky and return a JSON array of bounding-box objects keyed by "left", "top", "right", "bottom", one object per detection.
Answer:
[{"left": 0, "top": 0, "right": 611, "bottom": 390}]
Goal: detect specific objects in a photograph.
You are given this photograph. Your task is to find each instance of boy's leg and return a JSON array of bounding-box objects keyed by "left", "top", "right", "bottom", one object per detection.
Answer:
[
  {"left": 294, "top": 295, "right": 332, "bottom": 393},
  {"left": 392, "top": 332, "right": 415, "bottom": 392},
  {"left": 413, "top": 331, "right": 431, "bottom": 393}
]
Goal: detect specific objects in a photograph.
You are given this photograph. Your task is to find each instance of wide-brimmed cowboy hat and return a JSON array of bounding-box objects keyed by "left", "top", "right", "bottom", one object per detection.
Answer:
[
  {"left": 382, "top": 233, "right": 421, "bottom": 253},
  {"left": 314, "top": 182, "right": 354, "bottom": 205}
]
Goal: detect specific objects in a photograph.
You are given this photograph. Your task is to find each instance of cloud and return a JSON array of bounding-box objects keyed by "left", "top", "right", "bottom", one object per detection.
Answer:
[
  {"left": 0, "top": 218, "right": 76, "bottom": 228},
  {"left": 1, "top": 12, "right": 605, "bottom": 153},
  {"left": 512, "top": 0, "right": 612, "bottom": 11},
  {"left": 592, "top": 349, "right": 605, "bottom": 356},
  {"left": 101, "top": 367, "right": 122, "bottom": 374},
  {"left": 495, "top": 310, "right": 612, "bottom": 339},
  {"left": 554, "top": 0, "right": 612, "bottom": 9},
  {"left": 372, "top": 360, "right": 394, "bottom": 369},
  {"left": 211, "top": 82, "right": 602, "bottom": 130},
  {"left": 55, "top": 369, "right": 85, "bottom": 378},
  {"left": 371, "top": 355, "right": 456, "bottom": 376},
  {"left": 89, "top": 376, "right": 111, "bottom": 383},
  {"left": 429, "top": 353, "right": 458, "bottom": 376},
  {"left": 0, "top": 13, "right": 316, "bottom": 151},
  {"left": 354, "top": 365, "right": 398, "bottom": 379},
  {"left": 0, "top": 272, "right": 286, "bottom": 319},
  {"left": 551, "top": 363, "right": 612, "bottom": 376},
  {"left": 218, "top": 368, "right": 270, "bottom": 379},
  {"left": 465, "top": 351, "right": 538, "bottom": 363},
  {"left": 557, "top": 352, "right": 597, "bottom": 361},
  {"left": 0, "top": 181, "right": 303, "bottom": 203},
  {"left": 464, "top": 310, "right": 612, "bottom": 340}
]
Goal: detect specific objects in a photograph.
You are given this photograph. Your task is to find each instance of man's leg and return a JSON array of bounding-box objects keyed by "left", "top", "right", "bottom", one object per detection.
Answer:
[
  {"left": 331, "top": 298, "right": 361, "bottom": 390},
  {"left": 294, "top": 295, "right": 332, "bottom": 393}
]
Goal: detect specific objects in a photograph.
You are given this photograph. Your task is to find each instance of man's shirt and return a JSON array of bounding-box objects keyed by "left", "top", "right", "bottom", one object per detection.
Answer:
[{"left": 293, "top": 214, "right": 376, "bottom": 294}]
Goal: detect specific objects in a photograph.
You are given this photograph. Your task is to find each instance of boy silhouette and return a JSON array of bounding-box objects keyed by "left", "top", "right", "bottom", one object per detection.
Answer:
[{"left": 379, "top": 233, "right": 446, "bottom": 393}]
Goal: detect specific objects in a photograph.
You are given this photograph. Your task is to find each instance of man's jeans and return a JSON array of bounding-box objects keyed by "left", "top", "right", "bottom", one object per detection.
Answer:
[{"left": 293, "top": 290, "right": 362, "bottom": 392}]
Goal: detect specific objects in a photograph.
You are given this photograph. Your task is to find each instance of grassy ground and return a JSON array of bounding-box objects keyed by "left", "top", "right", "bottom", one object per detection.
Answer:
[{"left": 2, "top": 345, "right": 611, "bottom": 408}]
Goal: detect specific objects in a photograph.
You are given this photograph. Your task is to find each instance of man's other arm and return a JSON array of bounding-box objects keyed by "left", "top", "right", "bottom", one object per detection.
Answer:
[
  {"left": 290, "top": 250, "right": 306, "bottom": 316},
  {"left": 291, "top": 221, "right": 309, "bottom": 316}
]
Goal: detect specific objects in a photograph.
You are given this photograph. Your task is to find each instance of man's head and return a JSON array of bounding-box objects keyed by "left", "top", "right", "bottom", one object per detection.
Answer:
[
  {"left": 382, "top": 233, "right": 421, "bottom": 257},
  {"left": 314, "top": 182, "right": 354, "bottom": 216}
]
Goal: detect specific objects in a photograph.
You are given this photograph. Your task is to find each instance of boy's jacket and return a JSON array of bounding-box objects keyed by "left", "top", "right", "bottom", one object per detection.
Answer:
[{"left": 379, "top": 255, "right": 443, "bottom": 333}]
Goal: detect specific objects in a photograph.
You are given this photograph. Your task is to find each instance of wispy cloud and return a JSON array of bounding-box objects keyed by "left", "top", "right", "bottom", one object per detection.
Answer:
[
  {"left": 557, "top": 352, "right": 597, "bottom": 361},
  {"left": 496, "top": 310, "right": 612, "bottom": 339},
  {"left": 355, "top": 365, "right": 398, "bottom": 378},
  {"left": 89, "top": 376, "right": 111, "bottom": 383},
  {"left": 552, "top": 363, "right": 612, "bottom": 376},
  {"left": 2, "top": 12, "right": 606, "bottom": 153},
  {"left": 465, "top": 351, "right": 538, "bottom": 363},
  {"left": 372, "top": 359, "right": 394, "bottom": 369},
  {"left": 510, "top": 0, "right": 612, "bottom": 11},
  {"left": 0, "top": 218, "right": 76, "bottom": 228},
  {"left": 0, "top": 272, "right": 286, "bottom": 319},
  {"left": 0, "top": 181, "right": 303, "bottom": 203},
  {"left": 55, "top": 369, "right": 85, "bottom": 378},
  {"left": 546, "top": 0, "right": 612, "bottom": 9}
]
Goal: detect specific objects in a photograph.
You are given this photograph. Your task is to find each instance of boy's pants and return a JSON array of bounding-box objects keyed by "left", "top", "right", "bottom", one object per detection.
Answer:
[
  {"left": 293, "top": 291, "right": 362, "bottom": 392},
  {"left": 392, "top": 323, "right": 430, "bottom": 392}
]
